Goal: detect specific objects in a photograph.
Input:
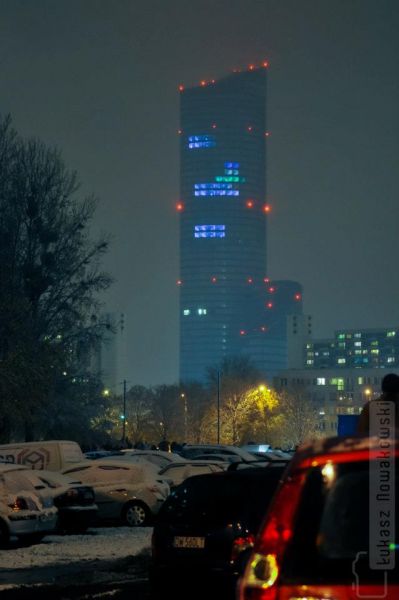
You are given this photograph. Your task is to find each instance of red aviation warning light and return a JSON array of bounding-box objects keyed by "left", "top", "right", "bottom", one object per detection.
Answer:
[
  {"left": 294, "top": 293, "right": 302, "bottom": 301},
  {"left": 247, "top": 277, "right": 253, "bottom": 284},
  {"left": 261, "top": 326, "right": 267, "bottom": 332},
  {"left": 262, "top": 61, "right": 269, "bottom": 68},
  {"left": 176, "top": 202, "right": 184, "bottom": 212},
  {"left": 177, "top": 129, "right": 183, "bottom": 135},
  {"left": 247, "top": 125, "right": 253, "bottom": 132},
  {"left": 211, "top": 123, "right": 217, "bottom": 129},
  {"left": 248, "top": 64, "right": 255, "bottom": 71},
  {"left": 246, "top": 200, "right": 254, "bottom": 208},
  {"left": 263, "top": 277, "right": 270, "bottom": 283},
  {"left": 176, "top": 279, "right": 182, "bottom": 286},
  {"left": 263, "top": 204, "right": 271, "bottom": 213},
  {"left": 267, "top": 302, "right": 273, "bottom": 309},
  {"left": 178, "top": 84, "right": 184, "bottom": 92},
  {"left": 200, "top": 80, "right": 206, "bottom": 86},
  {"left": 240, "top": 330, "right": 246, "bottom": 336},
  {"left": 265, "top": 131, "right": 270, "bottom": 137},
  {"left": 211, "top": 276, "right": 217, "bottom": 283}
]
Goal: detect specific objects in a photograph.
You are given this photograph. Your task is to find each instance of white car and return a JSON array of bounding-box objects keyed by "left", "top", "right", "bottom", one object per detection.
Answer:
[
  {"left": 62, "top": 459, "right": 170, "bottom": 526},
  {"left": 157, "top": 460, "right": 226, "bottom": 489},
  {"left": 0, "top": 464, "right": 58, "bottom": 546},
  {"left": 119, "top": 449, "right": 187, "bottom": 469},
  {"left": 21, "top": 468, "right": 98, "bottom": 533}
]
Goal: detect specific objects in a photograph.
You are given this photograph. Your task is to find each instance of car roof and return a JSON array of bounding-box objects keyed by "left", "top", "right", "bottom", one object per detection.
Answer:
[
  {"left": 292, "top": 434, "right": 399, "bottom": 469},
  {"left": 121, "top": 449, "right": 186, "bottom": 462}
]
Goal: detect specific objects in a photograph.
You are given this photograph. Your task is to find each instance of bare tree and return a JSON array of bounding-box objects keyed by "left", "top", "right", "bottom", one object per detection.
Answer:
[{"left": 0, "top": 114, "right": 112, "bottom": 441}]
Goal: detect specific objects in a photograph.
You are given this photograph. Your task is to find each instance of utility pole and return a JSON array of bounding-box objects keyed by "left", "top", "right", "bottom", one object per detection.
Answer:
[{"left": 122, "top": 379, "right": 127, "bottom": 446}]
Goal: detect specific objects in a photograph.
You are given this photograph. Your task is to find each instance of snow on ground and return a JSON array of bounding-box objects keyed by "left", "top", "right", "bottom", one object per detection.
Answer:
[{"left": 0, "top": 526, "right": 153, "bottom": 570}]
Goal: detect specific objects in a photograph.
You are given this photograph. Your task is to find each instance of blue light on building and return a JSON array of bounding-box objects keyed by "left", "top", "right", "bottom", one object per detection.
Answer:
[
  {"left": 194, "top": 225, "right": 226, "bottom": 238},
  {"left": 188, "top": 135, "right": 216, "bottom": 149}
]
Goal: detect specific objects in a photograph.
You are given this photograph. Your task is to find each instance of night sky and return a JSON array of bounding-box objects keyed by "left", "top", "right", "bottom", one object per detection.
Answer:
[{"left": 1, "top": 0, "right": 398, "bottom": 386}]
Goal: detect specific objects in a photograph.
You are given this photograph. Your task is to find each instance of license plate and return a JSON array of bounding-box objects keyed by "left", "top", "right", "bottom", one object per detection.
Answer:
[{"left": 173, "top": 536, "right": 205, "bottom": 549}]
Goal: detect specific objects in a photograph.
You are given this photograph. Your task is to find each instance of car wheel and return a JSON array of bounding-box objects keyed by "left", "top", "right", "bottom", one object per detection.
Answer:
[
  {"left": 122, "top": 501, "right": 149, "bottom": 526},
  {"left": 0, "top": 520, "right": 9, "bottom": 549}
]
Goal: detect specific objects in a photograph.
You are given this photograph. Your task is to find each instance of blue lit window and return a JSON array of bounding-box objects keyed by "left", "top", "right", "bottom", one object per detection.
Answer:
[
  {"left": 194, "top": 161, "right": 244, "bottom": 196},
  {"left": 188, "top": 135, "right": 216, "bottom": 149},
  {"left": 194, "top": 190, "right": 239, "bottom": 197},
  {"left": 194, "top": 225, "right": 226, "bottom": 238},
  {"left": 194, "top": 183, "right": 233, "bottom": 190}
]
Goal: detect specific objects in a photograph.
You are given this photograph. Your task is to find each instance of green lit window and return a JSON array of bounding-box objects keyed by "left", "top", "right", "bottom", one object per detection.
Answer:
[
  {"left": 358, "top": 377, "right": 364, "bottom": 385},
  {"left": 338, "top": 342, "right": 346, "bottom": 349},
  {"left": 355, "top": 350, "right": 362, "bottom": 355},
  {"left": 330, "top": 378, "right": 345, "bottom": 391},
  {"left": 371, "top": 340, "right": 379, "bottom": 346},
  {"left": 337, "top": 333, "right": 345, "bottom": 340},
  {"left": 387, "top": 331, "right": 396, "bottom": 337},
  {"left": 338, "top": 358, "right": 346, "bottom": 364},
  {"left": 371, "top": 349, "right": 379, "bottom": 355}
]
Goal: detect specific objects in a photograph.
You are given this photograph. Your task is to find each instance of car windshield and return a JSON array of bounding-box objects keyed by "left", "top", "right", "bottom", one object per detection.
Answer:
[{"left": 281, "top": 459, "right": 399, "bottom": 584}]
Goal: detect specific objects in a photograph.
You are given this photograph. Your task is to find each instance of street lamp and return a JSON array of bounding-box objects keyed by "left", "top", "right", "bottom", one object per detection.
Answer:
[
  {"left": 217, "top": 370, "right": 221, "bottom": 444},
  {"left": 181, "top": 393, "right": 188, "bottom": 441}
]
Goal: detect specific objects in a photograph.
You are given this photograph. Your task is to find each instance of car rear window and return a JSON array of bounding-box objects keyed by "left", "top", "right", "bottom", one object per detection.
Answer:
[
  {"left": 157, "top": 467, "right": 284, "bottom": 527},
  {"left": 281, "top": 459, "right": 399, "bottom": 584}
]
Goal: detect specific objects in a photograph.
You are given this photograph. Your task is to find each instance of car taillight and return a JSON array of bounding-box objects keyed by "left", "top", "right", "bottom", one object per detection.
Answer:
[
  {"left": 8, "top": 496, "right": 38, "bottom": 511},
  {"left": 231, "top": 534, "right": 255, "bottom": 562},
  {"left": 239, "top": 472, "right": 305, "bottom": 600},
  {"left": 66, "top": 489, "right": 79, "bottom": 499}
]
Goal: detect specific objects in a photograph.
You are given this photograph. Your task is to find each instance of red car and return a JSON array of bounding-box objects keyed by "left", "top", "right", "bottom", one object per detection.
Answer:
[{"left": 238, "top": 435, "right": 398, "bottom": 600}]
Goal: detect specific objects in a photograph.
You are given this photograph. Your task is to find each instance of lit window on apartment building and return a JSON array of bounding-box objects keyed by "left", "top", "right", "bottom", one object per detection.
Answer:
[{"left": 317, "top": 378, "right": 326, "bottom": 385}]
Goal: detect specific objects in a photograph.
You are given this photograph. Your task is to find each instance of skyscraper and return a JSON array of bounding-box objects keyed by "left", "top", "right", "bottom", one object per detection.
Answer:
[{"left": 178, "top": 66, "right": 302, "bottom": 382}]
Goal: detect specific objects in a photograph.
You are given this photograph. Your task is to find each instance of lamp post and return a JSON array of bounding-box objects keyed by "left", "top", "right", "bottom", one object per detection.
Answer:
[
  {"left": 217, "top": 370, "right": 220, "bottom": 444},
  {"left": 122, "top": 379, "right": 127, "bottom": 446},
  {"left": 181, "top": 393, "right": 188, "bottom": 441}
]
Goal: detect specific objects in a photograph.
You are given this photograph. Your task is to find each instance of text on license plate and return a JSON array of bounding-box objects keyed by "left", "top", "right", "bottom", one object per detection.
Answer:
[{"left": 173, "top": 536, "right": 205, "bottom": 549}]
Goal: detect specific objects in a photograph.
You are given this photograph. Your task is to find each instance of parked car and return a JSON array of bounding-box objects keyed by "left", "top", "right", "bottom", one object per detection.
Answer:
[
  {"left": 238, "top": 435, "right": 399, "bottom": 600},
  {"left": 62, "top": 459, "right": 170, "bottom": 526},
  {"left": 179, "top": 444, "right": 259, "bottom": 463},
  {"left": 150, "top": 465, "right": 286, "bottom": 598},
  {"left": 120, "top": 449, "right": 188, "bottom": 469},
  {"left": 157, "top": 460, "right": 226, "bottom": 489},
  {"left": 21, "top": 468, "right": 98, "bottom": 533},
  {"left": 0, "top": 440, "right": 84, "bottom": 471},
  {"left": 0, "top": 463, "right": 58, "bottom": 547}
]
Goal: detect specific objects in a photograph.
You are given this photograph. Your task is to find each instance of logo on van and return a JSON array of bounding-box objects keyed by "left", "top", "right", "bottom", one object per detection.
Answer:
[{"left": 17, "top": 448, "right": 51, "bottom": 470}]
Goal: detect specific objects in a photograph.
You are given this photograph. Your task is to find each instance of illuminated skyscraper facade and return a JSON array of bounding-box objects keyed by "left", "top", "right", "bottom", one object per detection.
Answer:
[{"left": 178, "top": 67, "right": 302, "bottom": 382}]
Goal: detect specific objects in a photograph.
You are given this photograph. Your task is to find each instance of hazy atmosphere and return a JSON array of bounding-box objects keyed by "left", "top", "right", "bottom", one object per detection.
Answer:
[{"left": 1, "top": 0, "right": 398, "bottom": 385}]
